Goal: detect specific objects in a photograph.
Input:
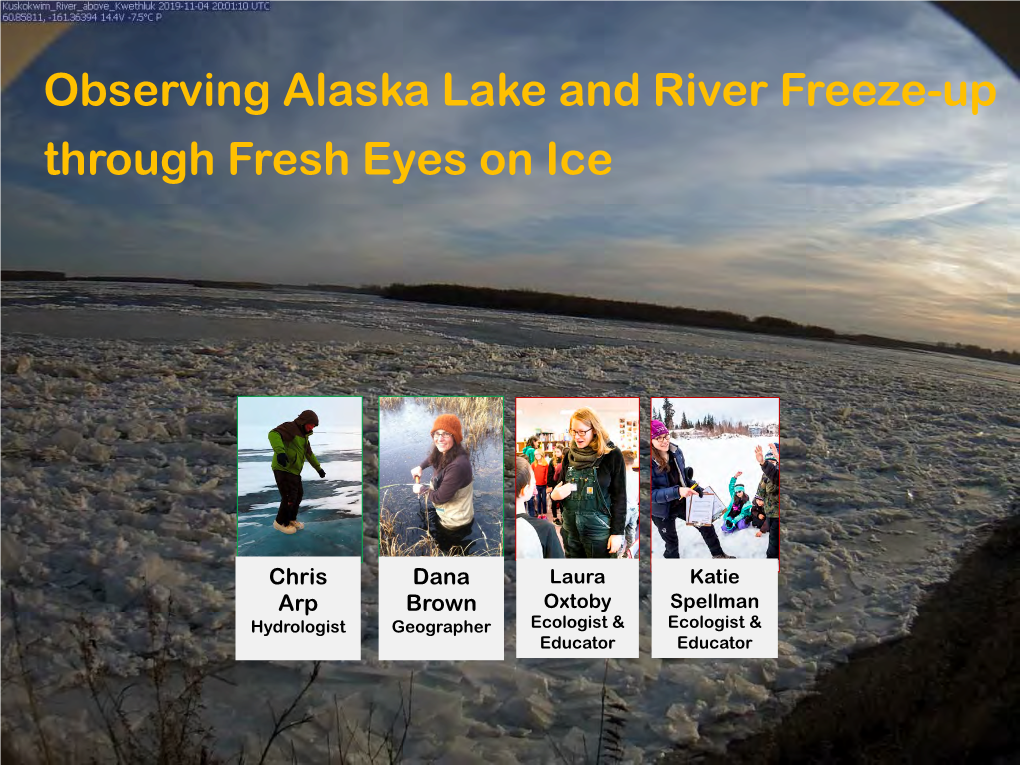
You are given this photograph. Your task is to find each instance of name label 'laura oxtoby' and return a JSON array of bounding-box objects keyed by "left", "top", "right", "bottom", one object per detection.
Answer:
[
  {"left": 514, "top": 561, "right": 639, "bottom": 657},
  {"left": 550, "top": 570, "right": 606, "bottom": 584}
]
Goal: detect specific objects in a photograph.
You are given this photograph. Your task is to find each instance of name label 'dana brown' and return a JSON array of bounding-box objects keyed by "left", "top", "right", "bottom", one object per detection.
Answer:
[{"left": 414, "top": 568, "right": 470, "bottom": 585}]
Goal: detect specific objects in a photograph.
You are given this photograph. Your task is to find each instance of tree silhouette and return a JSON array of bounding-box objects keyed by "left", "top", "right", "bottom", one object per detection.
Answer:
[{"left": 662, "top": 399, "right": 675, "bottom": 430}]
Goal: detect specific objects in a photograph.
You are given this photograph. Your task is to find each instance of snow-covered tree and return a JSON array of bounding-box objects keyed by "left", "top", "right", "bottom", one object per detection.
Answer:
[{"left": 680, "top": 411, "right": 690, "bottom": 429}]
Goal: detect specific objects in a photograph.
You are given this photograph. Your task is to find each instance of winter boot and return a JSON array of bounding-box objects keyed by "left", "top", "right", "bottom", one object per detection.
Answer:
[
  {"left": 712, "top": 553, "right": 735, "bottom": 559},
  {"left": 274, "top": 521, "right": 297, "bottom": 535},
  {"left": 291, "top": 520, "right": 305, "bottom": 530}
]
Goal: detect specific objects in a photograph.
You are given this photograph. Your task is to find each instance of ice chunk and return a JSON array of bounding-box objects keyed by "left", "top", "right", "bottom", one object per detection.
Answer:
[
  {"left": 185, "top": 412, "right": 236, "bottom": 436},
  {"left": 77, "top": 439, "right": 113, "bottom": 462},
  {"left": 46, "top": 427, "right": 83, "bottom": 454}
]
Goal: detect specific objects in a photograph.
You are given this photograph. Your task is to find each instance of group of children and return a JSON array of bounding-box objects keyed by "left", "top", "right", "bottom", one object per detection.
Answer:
[
  {"left": 522, "top": 438, "right": 563, "bottom": 521},
  {"left": 719, "top": 443, "right": 780, "bottom": 559}
]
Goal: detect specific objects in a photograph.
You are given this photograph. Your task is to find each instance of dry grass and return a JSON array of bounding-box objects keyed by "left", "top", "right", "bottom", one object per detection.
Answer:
[
  {"left": 3, "top": 591, "right": 229, "bottom": 765},
  {"left": 418, "top": 397, "right": 502, "bottom": 450},
  {"left": 380, "top": 396, "right": 503, "bottom": 452},
  {"left": 378, "top": 502, "right": 439, "bottom": 557},
  {"left": 4, "top": 590, "right": 418, "bottom": 764},
  {"left": 378, "top": 492, "right": 442, "bottom": 557},
  {"left": 378, "top": 494, "right": 500, "bottom": 557}
]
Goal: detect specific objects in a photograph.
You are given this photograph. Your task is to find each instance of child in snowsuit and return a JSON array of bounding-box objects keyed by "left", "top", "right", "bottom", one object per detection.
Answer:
[
  {"left": 268, "top": 409, "right": 326, "bottom": 534},
  {"left": 751, "top": 495, "right": 768, "bottom": 532},
  {"left": 722, "top": 472, "right": 753, "bottom": 534},
  {"left": 754, "top": 443, "right": 780, "bottom": 559}
]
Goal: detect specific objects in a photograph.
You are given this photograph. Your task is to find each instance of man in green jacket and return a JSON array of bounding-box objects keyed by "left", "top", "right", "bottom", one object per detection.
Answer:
[{"left": 269, "top": 409, "right": 326, "bottom": 534}]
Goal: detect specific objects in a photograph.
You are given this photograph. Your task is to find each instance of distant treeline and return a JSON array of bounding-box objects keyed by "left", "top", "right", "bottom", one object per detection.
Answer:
[
  {"left": 653, "top": 403, "right": 772, "bottom": 436},
  {"left": 2, "top": 270, "right": 67, "bottom": 281},
  {"left": 1, "top": 270, "right": 374, "bottom": 294},
  {"left": 1, "top": 271, "right": 276, "bottom": 291},
  {"left": 381, "top": 283, "right": 1019, "bottom": 366},
  {"left": 3, "top": 271, "right": 1014, "bottom": 365}
]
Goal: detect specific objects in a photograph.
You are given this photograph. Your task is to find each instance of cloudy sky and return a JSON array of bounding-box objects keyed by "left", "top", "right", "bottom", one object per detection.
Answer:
[{"left": 2, "top": 2, "right": 1016, "bottom": 348}]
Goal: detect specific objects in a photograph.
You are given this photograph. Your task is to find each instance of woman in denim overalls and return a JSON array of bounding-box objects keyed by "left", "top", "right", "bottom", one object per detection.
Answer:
[{"left": 549, "top": 407, "right": 628, "bottom": 558}]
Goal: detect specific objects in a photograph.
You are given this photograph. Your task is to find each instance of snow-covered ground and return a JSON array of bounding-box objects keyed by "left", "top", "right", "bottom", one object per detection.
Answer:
[
  {"left": 652, "top": 435, "right": 778, "bottom": 559},
  {"left": 3, "top": 282, "right": 1018, "bottom": 761}
]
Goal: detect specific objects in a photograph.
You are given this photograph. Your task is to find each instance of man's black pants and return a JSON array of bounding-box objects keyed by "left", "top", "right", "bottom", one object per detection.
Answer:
[{"left": 274, "top": 469, "right": 303, "bottom": 525}]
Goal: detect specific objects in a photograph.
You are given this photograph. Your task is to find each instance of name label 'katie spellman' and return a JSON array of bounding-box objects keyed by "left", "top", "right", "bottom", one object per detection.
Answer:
[{"left": 651, "top": 559, "right": 777, "bottom": 659}]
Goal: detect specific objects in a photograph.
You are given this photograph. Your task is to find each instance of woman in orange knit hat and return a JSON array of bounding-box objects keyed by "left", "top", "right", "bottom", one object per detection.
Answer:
[{"left": 410, "top": 413, "right": 475, "bottom": 538}]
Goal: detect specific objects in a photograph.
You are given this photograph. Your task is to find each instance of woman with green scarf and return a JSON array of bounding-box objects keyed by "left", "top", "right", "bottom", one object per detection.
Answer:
[{"left": 548, "top": 406, "right": 627, "bottom": 558}]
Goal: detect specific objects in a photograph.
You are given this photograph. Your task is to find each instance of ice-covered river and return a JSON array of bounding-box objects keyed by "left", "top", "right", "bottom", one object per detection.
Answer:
[{"left": 2, "top": 282, "right": 1017, "bottom": 761}]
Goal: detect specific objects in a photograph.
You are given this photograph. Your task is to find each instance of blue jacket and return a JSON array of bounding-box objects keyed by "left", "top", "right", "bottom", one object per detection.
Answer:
[{"left": 651, "top": 443, "right": 694, "bottom": 519}]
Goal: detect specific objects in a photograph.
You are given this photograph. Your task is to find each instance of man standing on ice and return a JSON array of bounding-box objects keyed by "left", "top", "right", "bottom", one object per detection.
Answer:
[
  {"left": 268, "top": 409, "right": 326, "bottom": 535},
  {"left": 755, "top": 443, "right": 780, "bottom": 559}
]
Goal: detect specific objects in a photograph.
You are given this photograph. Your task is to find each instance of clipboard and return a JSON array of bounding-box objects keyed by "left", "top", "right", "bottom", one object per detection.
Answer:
[{"left": 686, "top": 487, "right": 724, "bottom": 527}]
